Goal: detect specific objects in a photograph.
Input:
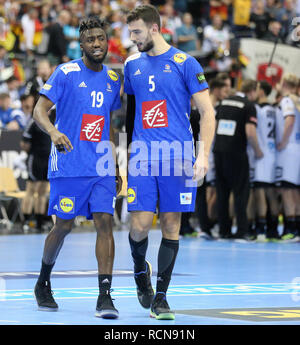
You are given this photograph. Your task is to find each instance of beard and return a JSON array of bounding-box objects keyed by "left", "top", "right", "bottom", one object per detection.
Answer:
[
  {"left": 84, "top": 46, "right": 108, "bottom": 64},
  {"left": 137, "top": 33, "right": 154, "bottom": 52}
]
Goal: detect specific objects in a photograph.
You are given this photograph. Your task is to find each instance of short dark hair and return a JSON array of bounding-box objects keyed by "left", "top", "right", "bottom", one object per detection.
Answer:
[
  {"left": 79, "top": 16, "right": 107, "bottom": 42},
  {"left": 241, "top": 79, "right": 257, "bottom": 93},
  {"left": 259, "top": 80, "right": 272, "bottom": 96},
  {"left": 209, "top": 78, "right": 226, "bottom": 91},
  {"left": 127, "top": 5, "right": 161, "bottom": 31}
]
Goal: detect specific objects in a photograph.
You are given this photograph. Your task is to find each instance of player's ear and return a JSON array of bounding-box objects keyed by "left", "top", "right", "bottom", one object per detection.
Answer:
[{"left": 151, "top": 23, "right": 160, "bottom": 34}]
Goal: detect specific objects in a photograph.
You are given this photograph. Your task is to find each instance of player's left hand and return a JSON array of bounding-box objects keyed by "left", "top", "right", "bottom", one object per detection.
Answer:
[{"left": 193, "top": 157, "right": 208, "bottom": 182}]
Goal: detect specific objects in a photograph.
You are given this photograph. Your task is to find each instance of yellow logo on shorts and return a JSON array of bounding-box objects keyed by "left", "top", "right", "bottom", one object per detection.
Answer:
[
  {"left": 108, "top": 70, "right": 119, "bottom": 81},
  {"left": 127, "top": 188, "right": 136, "bottom": 204},
  {"left": 59, "top": 197, "right": 74, "bottom": 213},
  {"left": 173, "top": 53, "right": 187, "bottom": 64}
]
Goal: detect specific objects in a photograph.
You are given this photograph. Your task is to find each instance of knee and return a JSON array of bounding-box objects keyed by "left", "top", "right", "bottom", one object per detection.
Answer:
[
  {"left": 52, "top": 219, "right": 74, "bottom": 237},
  {"left": 94, "top": 213, "right": 113, "bottom": 236}
]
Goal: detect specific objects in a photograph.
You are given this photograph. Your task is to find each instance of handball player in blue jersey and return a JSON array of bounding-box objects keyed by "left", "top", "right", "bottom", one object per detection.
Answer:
[
  {"left": 124, "top": 5, "right": 215, "bottom": 320},
  {"left": 32, "top": 17, "right": 122, "bottom": 319}
]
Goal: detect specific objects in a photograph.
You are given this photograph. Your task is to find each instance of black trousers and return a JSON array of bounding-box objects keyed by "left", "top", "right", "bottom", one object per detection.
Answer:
[{"left": 214, "top": 151, "right": 250, "bottom": 236}]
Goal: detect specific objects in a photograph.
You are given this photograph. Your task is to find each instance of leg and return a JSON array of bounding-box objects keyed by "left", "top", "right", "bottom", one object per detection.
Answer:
[
  {"left": 150, "top": 212, "right": 180, "bottom": 320},
  {"left": 93, "top": 212, "right": 119, "bottom": 319},
  {"left": 265, "top": 187, "right": 280, "bottom": 239},
  {"left": 34, "top": 216, "right": 74, "bottom": 311},
  {"left": 21, "top": 180, "right": 35, "bottom": 222},
  {"left": 128, "top": 211, "right": 154, "bottom": 309},
  {"left": 34, "top": 181, "right": 49, "bottom": 231},
  {"left": 254, "top": 188, "right": 267, "bottom": 239},
  {"left": 281, "top": 187, "right": 297, "bottom": 240},
  {"left": 214, "top": 153, "right": 232, "bottom": 238}
]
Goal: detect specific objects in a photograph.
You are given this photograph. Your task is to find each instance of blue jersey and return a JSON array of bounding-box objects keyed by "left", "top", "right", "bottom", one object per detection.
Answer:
[
  {"left": 124, "top": 46, "right": 208, "bottom": 161},
  {"left": 40, "top": 59, "right": 121, "bottom": 178}
]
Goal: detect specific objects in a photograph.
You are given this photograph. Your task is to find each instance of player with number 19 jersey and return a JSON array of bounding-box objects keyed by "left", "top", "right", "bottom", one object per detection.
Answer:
[
  {"left": 124, "top": 46, "right": 209, "bottom": 162},
  {"left": 40, "top": 58, "right": 121, "bottom": 178}
]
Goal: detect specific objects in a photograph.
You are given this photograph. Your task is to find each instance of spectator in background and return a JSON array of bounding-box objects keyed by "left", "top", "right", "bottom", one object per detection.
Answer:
[
  {"left": 108, "top": 22, "right": 127, "bottom": 63},
  {"left": 209, "top": 0, "right": 230, "bottom": 22},
  {"left": 21, "top": 6, "right": 42, "bottom": 57},
  {"left": 250, "top": 0, "right": 271, "bottom": 39},
  {"left": 64, "top": 15, "right": 81, "bottom": 60},
  {"left": 162, "top": 2, "right": 182, "bottom": 42},
  {"left": 20, "top": 111, "right": 54, "bottom": 233},
  {"left": 10, "top": 94, "right": 34, "bottom": 130},
  {"left": 0, "top": 92, "right": 19, "bottom": 130},
  {"left": 24, "top": 59, "right": 52, "bottom": 104},
  {"left": 46, "top": 9, "right": 70, "bottom": 66},
  {"left": 275, "top": 0, "right": 296, "bottom": 39},
  {"left": 176, "top": 12, "right": 200, "bottom": 52},
  {"left": 262, "top": 20, "right": 284, "bottom": 43},
  {"left": 265, "top": 0, "right": 283, "bottom": 20},
  {"left": 202, "top": 14, "right": 232, "bottom": 71},
  {"left": 0, "top": 75, "right": 21, "bottom": 108},
  {"left": 0, "top": 45, "right": 13, "bottom": 82},
  {"left": 161, "top": 15, "right": 174, "bottom": 45}
]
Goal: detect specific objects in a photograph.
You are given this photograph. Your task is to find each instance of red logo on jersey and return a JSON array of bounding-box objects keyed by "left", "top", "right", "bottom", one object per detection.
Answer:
[
  {"left": 80, "top": 114, "right": 105, "bottom": 142},
  {"left": 142, "top": 100, "right": 168, "bottom": 129}
]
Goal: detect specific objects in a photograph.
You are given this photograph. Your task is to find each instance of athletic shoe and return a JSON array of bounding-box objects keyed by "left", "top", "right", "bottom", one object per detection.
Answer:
[
  {"left": 134, "top": 261, "right": 154, "bottom": 309},
  {"left": 256, "top": 234, "right": 267, "bottom": 242},
  {"left": 281, "top": 231, "right": 299, "bottom": 242},
  {"left": 34, "top": 281, "right": 58, "bottom": 311},
  {"left": 95, "top": 291, "right": 119, "bottom": 319},
  {"left": 150, "top": 292, "right": 175, "bottom": 320}
]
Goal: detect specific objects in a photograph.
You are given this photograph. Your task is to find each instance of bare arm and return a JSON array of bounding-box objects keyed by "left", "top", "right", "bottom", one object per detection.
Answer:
[
  {"left": 33, "top": 95, "right": 73, "bottom": 153},
  {"left": 110, "top": 112, "right": 122, "bottom": 195},
  {"left": 246, "top": 123, "right": 263, "bottom": 158},
  {"left": 277, "top": 115, "right": 295, "bottom": 151},
  {"left": 192, "top": 89, "right": 216, "bottom": 180}
]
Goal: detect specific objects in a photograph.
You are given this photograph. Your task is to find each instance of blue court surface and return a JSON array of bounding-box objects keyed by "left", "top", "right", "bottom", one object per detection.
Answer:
[{"left": 1, "top": 228, "right": 300, "bottom": 326}]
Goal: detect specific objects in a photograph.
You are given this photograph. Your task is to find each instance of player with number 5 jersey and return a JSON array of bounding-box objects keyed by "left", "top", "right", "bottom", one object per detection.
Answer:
[{"left": 124, "top": 5, "right": 215, "bottom": 321}]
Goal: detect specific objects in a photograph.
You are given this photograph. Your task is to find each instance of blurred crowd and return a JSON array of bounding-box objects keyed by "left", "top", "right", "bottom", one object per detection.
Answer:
[
  {"left": 1, "top": 0, "right": 300, "bottom": 130},
  {"left": 0, "top": 0, "right": 299, "bottom": 240}
]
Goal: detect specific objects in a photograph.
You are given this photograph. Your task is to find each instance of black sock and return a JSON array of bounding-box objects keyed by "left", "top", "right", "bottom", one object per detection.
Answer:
[
  {"left": 36, "top": 214, "right": 45, "bottom": 230},
  {"left": 156, "top": 238, "right": 179, "bottom": 294},
  {"left": 286, "top": 217, "right": 296, "bottom": 234},
  {"left": 98, "top": 274, "right": 112, "bottom": 295},
  {"left": 37, "top": 260, "right": 55, "bottom": 285},
  {"left": 256, "top": 217, "right": 266, "bottom": 234},
  {"left": 128, "top": 234, "right": 148, "bottom": 272},
  {"left": 296, "top": 216, "right": 300, "bottom": 234}
]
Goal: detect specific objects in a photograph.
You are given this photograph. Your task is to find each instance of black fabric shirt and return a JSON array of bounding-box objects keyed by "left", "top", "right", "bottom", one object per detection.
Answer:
[{"left": 213, "top": 94, "right": 257, "bottom": 154}]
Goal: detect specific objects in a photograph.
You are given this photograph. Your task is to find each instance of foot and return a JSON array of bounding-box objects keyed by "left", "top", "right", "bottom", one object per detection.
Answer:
[
  {"left": 134, "top": 261, "right": 154, "bottom": 309},
  {"left": 34, "top": 281, "right": 58, "bottom": 311},
  {"left": 95, "top": 292, "right": 119, "bottom": 319},
  {"left": 150, "top": 292, "right": 175, "bottom": 320}
]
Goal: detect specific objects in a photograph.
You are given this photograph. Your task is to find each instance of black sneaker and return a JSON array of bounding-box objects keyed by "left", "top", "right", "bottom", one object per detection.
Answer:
[
  {"left": 34, "top": 281, "right": 58, "bottom": 311},
  {"left": 134, "top": 261, "right": 154, "bottom": 309},
  {"left": 150, "top": 292, "right": 175, "bottom": 320},
  {"left": 95, "top": 291, "right": 119, "bottom": 319}
]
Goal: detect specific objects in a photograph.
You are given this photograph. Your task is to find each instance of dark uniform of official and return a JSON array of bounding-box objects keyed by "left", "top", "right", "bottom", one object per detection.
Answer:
[{"left": 213, "top": 93, "right": 257, "bottom": 238}]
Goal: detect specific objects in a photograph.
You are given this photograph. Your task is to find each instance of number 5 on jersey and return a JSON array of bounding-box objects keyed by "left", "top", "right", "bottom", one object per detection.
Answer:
[{"left": 149, "top": 75, "right": 155, "bottom": 92}]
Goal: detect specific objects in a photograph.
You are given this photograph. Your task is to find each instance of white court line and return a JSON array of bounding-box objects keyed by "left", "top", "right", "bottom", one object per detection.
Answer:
[{"left": 0, "top": 320, "right": 19, "bottom": 323}]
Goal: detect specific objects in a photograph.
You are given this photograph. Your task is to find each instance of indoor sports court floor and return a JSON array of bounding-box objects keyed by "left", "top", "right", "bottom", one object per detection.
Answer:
[{"left": 1, "top": 228, "right": 300, "bottom": 325}]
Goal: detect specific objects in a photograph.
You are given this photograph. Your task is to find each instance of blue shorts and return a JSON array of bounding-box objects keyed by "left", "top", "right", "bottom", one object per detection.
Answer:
[
  {"left": 48, "top": 176, "right": 116, "bottom": 220},
  {"left": 127, "top": 160, "right": 197, "bottom": 213}
]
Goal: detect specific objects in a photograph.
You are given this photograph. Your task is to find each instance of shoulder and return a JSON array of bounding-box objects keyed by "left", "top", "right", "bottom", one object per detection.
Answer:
[
  {"left": 104, "top": 65, "right": 121, "bottom": 85},
  {"left": 58, "top": 60, "right": 82, "bottom": 75},
  {"left": 124, "top": 53, "right": 142, "bottom": 67}
]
